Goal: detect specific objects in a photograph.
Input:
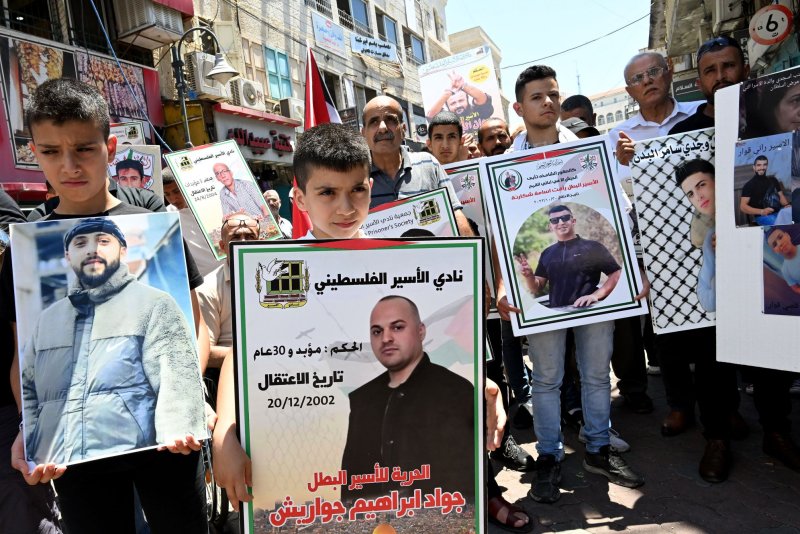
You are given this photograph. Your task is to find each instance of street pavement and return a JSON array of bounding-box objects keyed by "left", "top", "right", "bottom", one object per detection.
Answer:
[{"left": 490, "top": 371, "right": 800, "bottom": 533}]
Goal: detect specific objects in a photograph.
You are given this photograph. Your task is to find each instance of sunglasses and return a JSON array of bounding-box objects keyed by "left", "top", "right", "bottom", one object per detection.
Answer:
[
  {"left": 223, "top": 218, "right": 259, "bottom": 229},
  {"left": 696, "top": 36, "right": 742, "bottom": 62},
  {"left": 549, "top": 214, "right": 572, "bottom": 224}
]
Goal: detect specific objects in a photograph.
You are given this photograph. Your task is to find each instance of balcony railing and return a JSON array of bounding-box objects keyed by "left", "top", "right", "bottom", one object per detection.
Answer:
[
  {"left": 305, "top": 0, "right": 333, "bottom": 19},
  {"left": 338, "top": 9, "right": 372, "bottom": 38},
  {"left": 1, "top": 6, "right": 62, "bottom": 43}
]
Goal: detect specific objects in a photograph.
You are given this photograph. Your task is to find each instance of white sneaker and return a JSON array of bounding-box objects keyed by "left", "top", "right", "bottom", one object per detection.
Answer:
[{"left": 579, "top": 425, "right": 631, "bottom": 453}]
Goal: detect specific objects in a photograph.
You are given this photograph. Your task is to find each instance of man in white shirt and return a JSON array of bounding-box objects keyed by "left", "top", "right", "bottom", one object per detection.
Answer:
[
  {"left": 609, "top": 52, "right": 702, "bottom": 195},
  {"left": 263, "top": 190, "right": 293, "bottom": 238}
]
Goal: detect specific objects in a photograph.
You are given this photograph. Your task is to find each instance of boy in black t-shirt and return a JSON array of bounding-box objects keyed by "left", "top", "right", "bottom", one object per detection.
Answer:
[{"left": 2, "top": 78, "right": 210, "bottom": 533}]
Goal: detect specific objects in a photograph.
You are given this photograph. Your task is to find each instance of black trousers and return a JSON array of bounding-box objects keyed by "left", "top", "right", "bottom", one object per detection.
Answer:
[
  {"left": 656, "top": 327, "right": 738, "bottom": 439},
  {"left": 611, "top": 316, "right": 648, "bottom": 396},
  {"left": 751, "top": 366, "right": 795, "bottom": 433},
  {"left": 54, "top": 448, "right": 208, "bottom": 534}
]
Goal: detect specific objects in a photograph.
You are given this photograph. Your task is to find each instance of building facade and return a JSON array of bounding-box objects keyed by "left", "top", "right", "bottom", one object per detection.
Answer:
[{"left": 590, "top": 87, "right": 638, "bottom": 135}]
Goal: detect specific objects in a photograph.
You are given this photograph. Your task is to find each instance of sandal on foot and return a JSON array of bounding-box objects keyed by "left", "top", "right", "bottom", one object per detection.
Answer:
[{"left": 488, "top": 496, "right": 534, "bottom": 533}]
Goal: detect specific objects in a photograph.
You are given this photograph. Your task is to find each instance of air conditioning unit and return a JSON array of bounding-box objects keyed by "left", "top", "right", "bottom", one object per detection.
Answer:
[
  {"left": 280, "top": 98, "right": 305, "bottom": 123},
  {"left": 113, "top": 0, "right": 183, "bottom": 50},
  {"left": 229, "top": 78, "right": 266, "bottom": 112},
  {"left": 185, "top": 52, "right": 226, "bottom": 101}
]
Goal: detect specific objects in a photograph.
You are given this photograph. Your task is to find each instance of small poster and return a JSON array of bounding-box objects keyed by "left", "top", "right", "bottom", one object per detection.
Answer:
[
  {"left": 418, "top": 46, "right": 503, "bottom": 136},
  {"left": 230, "top": 238, "right": 485, "bottom": 533},
  {"left": 109, "top": 145, "right": 163, "bottom": 198},
  {"left": 362, "top": 188, "right": 456, "bottom": 237},
  {"left": 714, "top": 77, "right": 800, "bottom": 373},
  {"left": 630, "top": 128, "right": 716, "bottom": 333},
  {"left": 164, "top": 139, "right": 281, "bottom": 260},
  {"left": 12, "top": 212, "right": 207, "bottom": 467},
  {"left": 111, "top": 121, "right": 147, "bottom": 145},
  {"left": 444, "top": 159, "right": 498, "bottom": 313},
  {"left": 481, "top": 138, "right": 646, "bottom": 336},
  {"left": 762, "top": 223, "right": 800, "bottom": 316}
]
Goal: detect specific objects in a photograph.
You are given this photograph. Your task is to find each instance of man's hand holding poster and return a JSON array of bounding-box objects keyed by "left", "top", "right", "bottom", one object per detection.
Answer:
[
  {"left": 230, "top": 238, "right": 484, "bottom": 533},
  {"left": 481, "top": 138, "right": 646, "bottom": 336}
]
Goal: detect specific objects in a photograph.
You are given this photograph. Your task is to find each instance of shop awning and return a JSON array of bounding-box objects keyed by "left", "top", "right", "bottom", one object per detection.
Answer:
[
  {"left": 213, "top": 103, "right": 302, "bottom": 128},
  {"left": 152, "top": 0, "right": 194, "bottom": 16}
]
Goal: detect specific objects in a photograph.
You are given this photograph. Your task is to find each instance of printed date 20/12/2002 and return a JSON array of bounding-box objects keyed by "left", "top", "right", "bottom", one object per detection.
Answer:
[{"left": 267, "top": 395, "right": 335, "bottom": 409}]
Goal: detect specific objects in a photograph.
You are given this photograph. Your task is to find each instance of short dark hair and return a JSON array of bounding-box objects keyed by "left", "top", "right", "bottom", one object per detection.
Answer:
[
  {"left": 696, "top": 35, "right": 745, "bottom": 66},
  {"left": 293, "top": 123, "right": 370, "bottom": 192},
  {"left": 515, "top": 65, "right": 557, "bottom": 102},
  {"left": 26, "top": 78, "right": 110, "bottom": 140},
  {"left": 162, "top": 167, "right": 176, "bottom": 185},
  {"left": 547, "top": 204, "right": 572, "bottom": 216},
  {"left": 675, "top": 159, "right": 715, "bottom": 187},
  {"left": 115, "top": 158, "right": 144, "bottom": 178},
  {"left": 428, "top": 111, "right": 462, "bottom": 138},
  {"left": 375, "top": 295, "right": 421, "bottom": 323},
  {"left": 476, "top": 118, "right": 508, "bottom": 144},
  {"left": 561, "top": 95, "right": 593, "bottom": 115},
  {"left": 754, "top": 155, "right": 769, "bottom": 164}
]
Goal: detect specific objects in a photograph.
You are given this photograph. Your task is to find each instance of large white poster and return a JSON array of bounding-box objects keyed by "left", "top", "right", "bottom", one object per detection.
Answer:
[
  {"left": 715, "top": 70, "right": 800, "bottom": 372},
  {"left": 231, "top": 238, "right": 485, "bottom": 533},
  {"left": 481, "top": 138, "right": 646, "bottom": 335}
]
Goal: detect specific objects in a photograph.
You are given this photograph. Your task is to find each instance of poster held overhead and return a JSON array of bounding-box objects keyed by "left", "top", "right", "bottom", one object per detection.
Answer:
[
  {"left": 481, "top": 138, "right": 646, "bottom": 336},
  {"left": 230, "top": 238, "right": 485, "bottom": 533}
]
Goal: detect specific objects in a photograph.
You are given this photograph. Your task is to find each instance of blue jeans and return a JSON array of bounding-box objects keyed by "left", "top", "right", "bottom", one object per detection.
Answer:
[
  {"left": 527, "top": 321, "right": 614, "bottom": 457},
  {"left": 501, "top": 319, "right": 531, "bottom": 402}
]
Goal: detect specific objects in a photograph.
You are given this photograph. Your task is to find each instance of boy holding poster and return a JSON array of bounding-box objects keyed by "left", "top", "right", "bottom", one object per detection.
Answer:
[
  {"left": 3, "top": 78, "right": 209, "bottom": 532},
  {"left": 212, "top": 122, "right": 376, "bottom": 504}
]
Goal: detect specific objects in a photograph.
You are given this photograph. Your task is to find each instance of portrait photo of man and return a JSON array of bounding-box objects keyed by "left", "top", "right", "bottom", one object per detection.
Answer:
[
  {"left": 19, "top": 217, "right": 205, "bottom": 465},
  {"left": 738, "top": 155, "right": 791, "bottom": 226},
  {"left": 340, "top": 295, "right": 475, "bottom": 503},
  {"left": 113, "top": 158, "right": 146, "bottom": 189},
  {"left": 516, "top": 204, "right": 622, "bottom": 310},
  {"left": 214, "top": 162, "right": 270, "bottom": 221}
]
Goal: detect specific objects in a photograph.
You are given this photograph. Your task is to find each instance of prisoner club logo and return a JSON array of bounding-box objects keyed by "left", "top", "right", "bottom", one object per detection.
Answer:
[
  {"left": 255, "top": 259, "right": 309, "bottom": 309},
  {"left": 580, "top": 154, "right": 598, "bottom": 171},
  {"left": 497, "top": 169, "right": 522, "bottom": 191},
  {"left": 460, "top": 173, "right": 477, "bottom": 191},
  {"left": 178, "top": 156, "right": 193, "bottom": 171},
  {"left": 413, "top": 199, "right": 441, "bottom": 226}
]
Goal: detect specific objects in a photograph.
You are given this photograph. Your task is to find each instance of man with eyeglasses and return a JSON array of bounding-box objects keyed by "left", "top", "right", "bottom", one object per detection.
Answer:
[
  {"left": 609, "top": 52, "right": 701, "bottom": 187},
  {"left": 214, "top": 162, "right": 270, "bottom": 221},
  {"left": 196, "top": 213, "right": 261, "bottom": 378}
]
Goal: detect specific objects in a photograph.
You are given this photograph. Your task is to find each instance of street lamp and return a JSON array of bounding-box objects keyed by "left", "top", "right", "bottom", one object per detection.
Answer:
[{"left": 171, "top": 26, "right": 239, "bottom": 148}]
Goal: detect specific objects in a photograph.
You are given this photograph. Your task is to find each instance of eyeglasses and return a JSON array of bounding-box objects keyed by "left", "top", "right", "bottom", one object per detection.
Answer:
[
  {"left": 549, "top": 214, "right": 572, "bottom": 224},
  {"left": 627, "top": 66, "right": 665, "bottom": 87},
  {"left": 214, "top": 169, "right": 232, "bottom": 177},
  {"left": 697, "top": 36, "right": 741, "bottom": 62},
  {"left": 223, "top": 218, "right": 259, "bottom": 229}
]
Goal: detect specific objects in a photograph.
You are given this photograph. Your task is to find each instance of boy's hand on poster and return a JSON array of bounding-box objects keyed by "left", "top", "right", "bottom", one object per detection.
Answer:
[
  {"left": 159, "top": 434, "right": 203, "bottom": 454},
  {"left": 213, "top": 425, "right": 253, "bottom": 512},
  {"left": 634, "top": 267, "right": 651, "bottom": 301},
  {"left": 496, "top": 289, "right": 521, "bottom": 321},
  {"left": 573, "top": 294, "right": 599, "bottom": 307},
  {"left": 485, "top": 379, "right": 506, "bottom": 451},
  {"left": 10, "top": 431, "right": 66, "bottom": 485}
]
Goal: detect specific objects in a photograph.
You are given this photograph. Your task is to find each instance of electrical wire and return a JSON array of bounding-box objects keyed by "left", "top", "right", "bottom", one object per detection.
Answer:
[
  {"left": 501, "top": 13, "right": 649, "bottom": 70},
  {"left": 86, "top": 0, "right": 173, "bottom": 153}
]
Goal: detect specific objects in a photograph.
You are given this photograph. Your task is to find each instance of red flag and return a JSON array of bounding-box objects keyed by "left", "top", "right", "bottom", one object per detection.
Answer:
[{"left": 292, "top": 47, "right": 342, "bottom": 238}]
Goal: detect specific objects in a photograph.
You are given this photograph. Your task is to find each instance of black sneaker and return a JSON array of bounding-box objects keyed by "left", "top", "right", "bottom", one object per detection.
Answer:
[
  {"left": 622, "top": 392, "right": 654, "bottom": 414},
  {"left": 490, "top": 435, "right": 536, "bottom": 472},
  {"left": 527, "top": 454, "right": 561, "bottom": 503},
  {"left": 512, "top": 403, "right": 533, "bottom": 429},
  {"left": 583, "top": 445, "right": 644, "bottom": 488}
]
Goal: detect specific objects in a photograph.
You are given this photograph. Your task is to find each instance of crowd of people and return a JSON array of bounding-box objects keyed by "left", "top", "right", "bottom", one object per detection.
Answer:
[{"left": 1, "top": 33, "right": 799, "bottom": 534}]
